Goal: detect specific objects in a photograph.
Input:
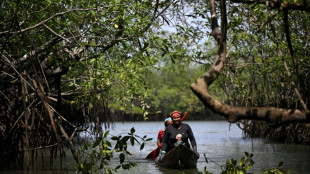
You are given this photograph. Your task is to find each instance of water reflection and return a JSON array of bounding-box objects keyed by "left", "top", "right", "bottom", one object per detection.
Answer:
[
  {"left": 110, "top": 121, "right": 310, "bottom": 174},
  {"left": 2, "top": 121, "right": 310, "bottom": 174}
]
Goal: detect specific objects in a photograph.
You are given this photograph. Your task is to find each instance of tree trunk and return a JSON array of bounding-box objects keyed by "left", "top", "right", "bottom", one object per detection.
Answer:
[{"left": 190, "top": 0, "right": 309, "bottom": 124}]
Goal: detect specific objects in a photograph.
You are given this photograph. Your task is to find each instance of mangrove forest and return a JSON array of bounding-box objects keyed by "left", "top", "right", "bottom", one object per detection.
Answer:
[{"left": 1, "top": 0, "right": 309, "bottom": 171}]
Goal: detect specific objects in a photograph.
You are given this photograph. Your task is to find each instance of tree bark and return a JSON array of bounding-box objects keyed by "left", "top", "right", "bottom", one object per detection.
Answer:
[
  {"left": 190, "top": 0, "right": 309, "bottom": 124},
  {"left": 56, "top": 122, "right": 80, "bottom": 163},
  {"left": 283, "top": 9, "right": 308, "bottom": 114},
  {"left": 32, "top": 80, "right": 61, "bottom": 148}
]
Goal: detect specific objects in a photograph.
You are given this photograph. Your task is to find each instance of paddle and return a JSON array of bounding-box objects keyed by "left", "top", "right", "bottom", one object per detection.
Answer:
[
  {"left": 180, "top": 111, "right": 189, "bottom": 122},
  {"left": 145, "top": 112, "right": 189, "bottom": 159},
  {"left": 145, "top": 148, "right": 160, "bottom": 159}
]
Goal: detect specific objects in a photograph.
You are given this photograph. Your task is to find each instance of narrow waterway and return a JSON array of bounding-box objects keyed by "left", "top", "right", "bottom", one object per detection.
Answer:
[{"left": 2, "top": 121, "right": 310, "bottom": 174}]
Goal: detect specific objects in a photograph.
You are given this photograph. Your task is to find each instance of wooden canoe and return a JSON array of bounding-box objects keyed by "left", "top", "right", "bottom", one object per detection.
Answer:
[{"left": 156, "top": 144, "right": 198, "bottom": 169}]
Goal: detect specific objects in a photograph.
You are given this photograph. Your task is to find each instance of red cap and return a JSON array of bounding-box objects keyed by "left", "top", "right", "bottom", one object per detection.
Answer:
[{"left": 169, "top": 110, "right": 181, "bottom": 118}]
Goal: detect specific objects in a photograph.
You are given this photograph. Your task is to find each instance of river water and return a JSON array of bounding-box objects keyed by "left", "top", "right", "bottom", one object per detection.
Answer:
[{"left": 2, "top": 121, "right": 310, "bottom": 174}]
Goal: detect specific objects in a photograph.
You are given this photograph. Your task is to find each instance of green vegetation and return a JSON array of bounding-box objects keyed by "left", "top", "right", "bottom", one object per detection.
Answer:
[
  {"left": 144, "top": 63, "right": 209, "bottom": 119},
  {"left": 75, "top": 127, "right": 152, "bottom": 174},
  {"left": 77, "top": 134, "right": 292, "bottom": 174},
  {"left": 1, "top": 0, "right": 309, "bottom": 171},
  {"left": 200, "top": 152, "right": 291, "bottom": 174}
]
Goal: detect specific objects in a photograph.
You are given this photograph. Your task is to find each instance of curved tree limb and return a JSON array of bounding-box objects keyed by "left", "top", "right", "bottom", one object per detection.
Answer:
[{"left": 190, "top": 0, "right": 309, "bottom": 124}]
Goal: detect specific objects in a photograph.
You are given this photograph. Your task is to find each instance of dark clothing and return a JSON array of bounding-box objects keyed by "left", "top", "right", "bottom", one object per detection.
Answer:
[{"left": 161, "top": 123, "right": 197, "bottom": 153}]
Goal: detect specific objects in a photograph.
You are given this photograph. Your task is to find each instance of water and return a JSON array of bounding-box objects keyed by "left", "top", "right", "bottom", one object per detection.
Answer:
[{"left": 2, "top": 121, "right": 310, "bottom": 174}]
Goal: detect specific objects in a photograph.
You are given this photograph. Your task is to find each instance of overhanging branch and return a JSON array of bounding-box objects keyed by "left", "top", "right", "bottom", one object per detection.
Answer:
[
  {"left": 190, "top": 0, "right": 309, "bottom": 124},
  {"left": 231, "top": 0, "right": 310, "bottom": 11}
]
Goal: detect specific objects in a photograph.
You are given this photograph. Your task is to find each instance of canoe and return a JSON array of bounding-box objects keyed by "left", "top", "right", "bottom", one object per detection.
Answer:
[{"left": 155, "top": 144, "right": 198, "bottom": 169}]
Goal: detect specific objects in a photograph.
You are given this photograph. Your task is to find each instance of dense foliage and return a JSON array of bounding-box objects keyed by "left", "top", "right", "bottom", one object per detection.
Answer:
[
  {"left": 0, "top": 0, "right": 174, "bottom": 168},
  {"left": 75, "top": 127, "right": 151, "bottom": 174},
  {"left": 143, "top": 62, "right": 227, "bottom": 121},
  {"left": 1, "top": 0, "right": 309, "bottom": 170}
]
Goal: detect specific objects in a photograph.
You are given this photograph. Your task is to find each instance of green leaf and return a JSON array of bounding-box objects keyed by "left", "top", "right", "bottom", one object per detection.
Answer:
[
  {"left": 245, "top": 165, "right": 251, "bottom": 171},
  {"left": 115, "top": 165, "right": 121, "bottom": 171},
  {"left": 119, "top": 153, "right": 125, "bottom": 164},
  {"left": 130, "top": 137, "right": 134, "bottom": 146},
  {"left": 130, "top": 127, "right": 135, "bottom": 134},
  {"left": 121, "top": 135, "right": 131, "bottom": 143},
  {"left": 140, "top": 142, "right": 144, "bottom": 150},
  {"left": 131, "top": 162, "right": 137, "bottom": 167},
  {"left": 239, "top": 157, "right": 245, "bottom": 167},
  {"left": 232, "top": 159, "right": 237, "bottom": 165},
  {"left": 104, "top": 130, "right": 109, "bottom": 138},
  {"left": 145, "top": 138, "right": 153, "bottom": 141},
  {"left": 92, "top": 138, "right": 101, "bottom": 148},
  {"left": 90, "top": 10, "right": 95, "bottom": 16},
  {"left": 122, "top": 164, "right": 131, "bottom": 170},
  {"left": 204, "top": 153, "right": 209, "bottom": 163},
  {"left": 105, "top": 140, "right": 112, "bottom": 147},
  {"left": 111, "top": 136, "right": 119, "bottom": 141},
  {"left": 278, "top": 161, "right": 283, "bottom": 167},
  {"left": 250, "top": 159, "right": 255, "bottom": 165}
]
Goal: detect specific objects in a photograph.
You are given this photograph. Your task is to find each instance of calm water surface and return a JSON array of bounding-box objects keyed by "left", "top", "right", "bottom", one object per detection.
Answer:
[{"left": 2, "top": 121, "right": 310, "bottom": 174}]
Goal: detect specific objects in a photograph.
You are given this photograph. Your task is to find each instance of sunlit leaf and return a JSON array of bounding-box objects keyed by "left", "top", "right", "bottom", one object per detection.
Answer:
[
  {"left": 239, "top": 157, "right": 245, "bottom": 167},
  {"left": 104, "top": 131, "right": 109, "bottom": 138},
  {"left": 185, "top": 35, "right": 189, "bottom": 43}
]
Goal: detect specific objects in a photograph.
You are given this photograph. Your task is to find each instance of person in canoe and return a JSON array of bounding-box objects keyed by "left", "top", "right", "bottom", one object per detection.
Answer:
[
  {"left": 157, "top": 117, "right": 173, "bottom": 152},
  {"left": 145, "top": 117, "right": 173, "bottom": 159},
  {"left": 157, "top": 110, "right": 199, "bottom": 162}
]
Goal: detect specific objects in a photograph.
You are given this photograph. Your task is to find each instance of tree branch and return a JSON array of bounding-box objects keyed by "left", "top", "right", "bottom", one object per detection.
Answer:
[
  {"left": 190, "top": 0, "right": 309, "bottom": 124},
  {"left": 42, "top": 23, "right": 71, "bottom": 43},
  {"left": 32, "top": 79, "right": 61, "bottom": 149},
  {"left": 0, "top": 8, "right": 104, "bottom": 36},
  {"left": 231, "top": 0, "right": 310, "bottom": 11},
  {"left": 282, "top": 10, "right": 308, "bottom": 113}
]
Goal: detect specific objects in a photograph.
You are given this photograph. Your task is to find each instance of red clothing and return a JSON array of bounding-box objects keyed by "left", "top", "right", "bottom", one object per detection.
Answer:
[{"left": 157, "top": 129, "right": 164, "bottom": 149}]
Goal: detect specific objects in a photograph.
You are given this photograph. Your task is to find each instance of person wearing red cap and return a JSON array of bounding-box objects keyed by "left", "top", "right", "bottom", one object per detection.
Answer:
[{"left": 157, "top": 110, "right": 199, "bottom": 162}]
